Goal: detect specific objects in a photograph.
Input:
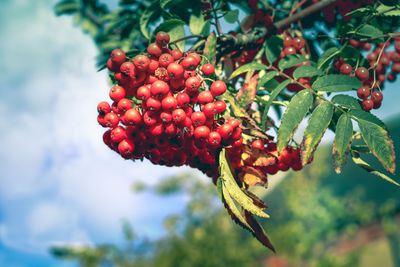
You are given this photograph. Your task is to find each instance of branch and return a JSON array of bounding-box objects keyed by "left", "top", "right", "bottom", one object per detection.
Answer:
[{"left": 215, "top": 0, "right": 337, "bottom": 61}]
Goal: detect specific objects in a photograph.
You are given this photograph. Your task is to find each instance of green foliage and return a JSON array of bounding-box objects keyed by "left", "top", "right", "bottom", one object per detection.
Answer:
[
  {"left": 332, "top": 95, "right": 362, "bottom": 110},
  {"left": 293, "top": 65, "right": 321, "bottom": 79},
  {"left": 264, "top": 36, "right": 283, "bottom": 64},
  {"left": 333, "top": 114, "right": 353, "bottom": 173},
  {"left": 278, "top": 54, "right": 308, "bottom": 71},
  {"left": 229, "top": 62, "right": 267, "bottom": 80},
  {"left": 312, "top": 75, "right": 363, "bottom": 92}
]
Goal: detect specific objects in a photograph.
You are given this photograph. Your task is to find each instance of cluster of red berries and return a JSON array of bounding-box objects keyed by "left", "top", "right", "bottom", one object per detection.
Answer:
[
  {"left": 318, "top": 0, "right": 374, "bottom": 23},
  {"left": 247, "top": 0, "right": 273, "bottom": 27},
  {"left": 200, "top": 0, "right": 216, "bottom": 21},
  {"left": 334, "top": 38, "right": 400, "bottom": 111},
  {"left": 97, "top": 31, "right": 244, "bottom": 179}
]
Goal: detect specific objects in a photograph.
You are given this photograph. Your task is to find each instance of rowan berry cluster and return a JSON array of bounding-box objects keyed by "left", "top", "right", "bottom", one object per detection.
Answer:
[
  {"left": 97, "top": 31, "right": 243, "bottom": 179},
  {"left": 334, "top": 37, "right": 400, "bottom": 111},
  {"left": 318, "top": 0, "right": 374, "bottom": 23}
]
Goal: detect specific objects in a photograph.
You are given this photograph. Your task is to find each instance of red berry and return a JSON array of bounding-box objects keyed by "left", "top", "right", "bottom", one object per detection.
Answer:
[
  {"left": 357, "top": 86, "right": 370, "bottom": 99},
  {"left": 143, "top": 111, "right": 158, "bottom": 126},
  {"left": 107, "top": 58, "right": 119, "bottom": 72},
  {"left": 151, "top": 80, "right": 170, "bottom": 97},
  {"left": 118, "top": 139, "right": 135, "bottom": 158},
  {"left": 170, "top": 78, "right": 185, "bottom": 91},
  {"left": 202, "top": 64, "right": 215, "bottom": 76},
  {"left": 214, "top": 100, "right": 226, "bottom": 113},
  {"left": 124, "top": 109, "right": 142, "bottom": 125},
  {"left": 194, "top": 126, "right": 210, "bottom": 139},
  {"left": 355, "top": 67, "right": 369, "bottom": 81},
  {"left": 167, "top": 62, "right": 184, "bottom": 79},
  {"left": 227, "top": 118, "right": 240, "bottom": 129},
  {"left": 340, "top": 63, "right": 353, "bottom": 75},
  {"left": 97, "top": 114, "right": 107, "bottom": 127},
  {"left": 109, "top": 86, "right": 126, "bottom": 102},
  {"left": 159, "top": 53, "right": 174, "bottom": 67},
  {"left": 97, "top": 101, "right": 111, "bottom": 115},
  {"left": 210, "top": 81, "right": 227, "bottom": 96},
  {"left": 185, "top": 76, "right": 201, "bottom": 93},
  {"left": 293, "top": 37, "right": 305, "bottom": 50},
  {"left": 283, "top": 46, "right": 296, "bottom": 56},
  {"left": 147, "top": 43, "right": 162, "bottom": 57},
  {"left": 111, "top": 48, "right": 126, "bottom": 66},
  {"left": 208, "top": 131, "right": 221, "bottom": 146},
  {"left": 176, "top": 92, "right": 190, "bottom": 107},
  {"left": 147, "top": 97, "right": 162, "bottom": 111},
  {"left": 392, "top": 63, "right": 400, "bottom": 74},
  {"left": 111, "top": 126, "right": 127, "bottom": 143},
  {"left": 136, "top": 85, "right": 151, "bottom": 100},
  {"left": 198, "top": 91, "right": 214, "bottom": 104},
  {"left": 120, "top": 61, "right": 135, "bottom": 77},
  {"left": 371, "top": 91, "right": 383, "bottom": 103},
  {"left": 218, "top": 124, "right": 233, "bottom": 140},
  {"left": 181, "top": 55, "right": 198, "bottom": 70},
  {"left": 171, "top": 49, "right": 183, "bottom": 60},
  {"left": 156, "top": 31, "right": 170, "bottom": 47},
  {"left": 104, "top": 112, "right": 120, "bottom": 128},
  {"left": 367, "top": 52, "right": 377, "bottom": 62},
  {"left": 162, "top": 96, "right": 177, "bottom": 111},
  {"left": 361, "top": 99, "right": 374, "bottom": 111},
  {"left": 117, "top": 98, "right": 132, "bottom": 113},
  {"left": 172, "top": 108, "right": 186, "bottom": 124},
  {"left": 202, "top": 103, "right": 217, "bottom": 118},
  {"left": 149, "top": 123, "right": 164, "bottom": 136},
  {"left": 283, "top": 35, "right": 293, "bottom": 48},
  {"left": 191, "top": 111, "right": 207, "bottom": 127},
  {"left": 252, "top": 139, "right": 264, "bottom": 149}
]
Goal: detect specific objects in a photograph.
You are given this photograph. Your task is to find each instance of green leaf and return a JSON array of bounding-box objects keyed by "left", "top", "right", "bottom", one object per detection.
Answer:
[
  {"left": 301, "top": 101, "right": 334, "bottom": 165},
  {"left": 317, "top": 47, "right": 340, "bottom": 70},
  {"left": 153, "top": 19, "right": 186, "bottom": 51},
  {"left": 189, "top": 12, "right": 208, "bottom": 35},
  {"left": 351, "top": 153, "right": 399, "bottom": 186},
  {"left": 224, "top": 10, "right": 239, "bottom": 23},
  {"left": 82, "top": 18, "right": 98, "bottom": 37},
  {"left": 202, "top": 32, "right": 217, "bottom": 65},
  {"left": 229, "top": 62, "right": 268, "bottom": 80},
  {"left": 139, "top": 6, "right": 157, "bottom": 39},
  {"left": 332, "top": 94, "right": 361, "bottom": 110},
  {"left": 333, "top": 114, "right": 353, "bottom": 173},
  {"left": 219, "top": 149, "right": 270, "bottom": 218},
  {"left": 293, "top": 65, "right": 322, "bottom": 79},
  {"left": 377, "top": 4, "right": 400, "bottom": 16},
  {"left": 277, "top": 90, "right": 313, "bottom": 152},
  {"left": 312, "top": 74, "right": 363, "bottom": 92},
  {"left": 355, "top": 25, "right": 384, "bottom": 40},
  {"left": 278, "top": 54, "right": 308, "bottom": 70},
  {"left": 264, "top": 36, "right": 283, "bottom": 64},
  {"left": 261, "top": 80, "right": 291, "bottom": 131},
  {"left": 55, "top": 0, "right": 80, "bottom": 16},
  {"left": 349, "top": 109, "right": 384, "bottom": 127},
  {"left": 160, "top": 0, "right": 174, "bottom": 9},
  {"left": 356, "top": 114, "right": 396, "bottom": 174},
  {"left": 257, "top": 71, "right": 278, "bottom": 90}
]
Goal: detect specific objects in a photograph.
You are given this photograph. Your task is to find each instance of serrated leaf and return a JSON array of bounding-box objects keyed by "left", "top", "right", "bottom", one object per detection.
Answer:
[
  {"left": 55, "top": 0, "right": 80, "bottom": 16},
  {"left": 377, "top": 4, "right": 400, "bottom": 16},
  {"left": 203, "top": 32, "right": 217, "bottom": 65},
  {"left": 257, "top": 71, "right": 278, "bottom": 90},
  {"left": 139, "top": 5, "right": 158, "bottom": 39},
  {"left": 189, "top": 12, "right": 208, "bottom": 35},
  {"left": 357, "top": 115, "right": 396, "bottom": 174},
  {"left": 236, "top": 74, "right": 258, "bottom": 111},
  {"left": 265, "top": 36, "right": 283, "bottom": 64},
  {"left": 278, "top": 54, "right": 308, "bottom": 71},
  {"left": 317, "top": 47, "right": 340, "bottom": 70},
  {"left": 351, "top": 154, "right": 399, "bottom": 186},
  {"left": 332, "top": 94, "right": 361, "bottom": 110},
  {"left": 261, "top": 80, "right": 291, "bottom": 131},
  {"left": 277, "top": 90, "right": 313, "bottom": 152},
  {"left": 243, "top": 211, "right": 275, "bottom": 252},
  {"left": 333, "top": 114, "right": 353, "bottom": 173},
  {"left": 301, "top": 102, "right": 333, "bottom": 165},
  {"left": 229, "top": 62, "right": 268, "bottom": 80},
  {"left": 293, "top": 65, "right": 321, "bottom": 79},
  {"left": 224, "top": 9, "right": 239, "bottom": 23},
  {"left": 312, "top": 74, "right": 363, "bottom": 92},
  {"left": 153, "top": 19, "right": 185, "bottom": 51},
  {"left": 219, "top": 149, "right": 270, "bottom": 218},
  {"left": 349, "top": 109, "right": 384, "bottom": 127},
  {"left": 355, "top": 25, "right": 384, "bottom": 40}
]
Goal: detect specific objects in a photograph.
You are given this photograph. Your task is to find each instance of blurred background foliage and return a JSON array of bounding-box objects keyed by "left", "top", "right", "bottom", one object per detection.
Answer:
[{"left": 51, "top": 118, "right": 400, "bottom": 266}]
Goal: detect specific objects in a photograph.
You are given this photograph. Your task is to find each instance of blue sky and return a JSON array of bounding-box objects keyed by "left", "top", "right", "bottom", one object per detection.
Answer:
[{"left": 1, "top": 0, "right": 400, "bottom": 266}]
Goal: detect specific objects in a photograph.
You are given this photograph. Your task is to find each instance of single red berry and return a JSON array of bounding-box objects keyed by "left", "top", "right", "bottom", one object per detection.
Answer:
[
  {"left": 159, "top": 53, "right": 174, "bottom": 67},
  {"left": 293, "top": 37, "right": 305, "bottom": 50},
  {"left": 198, "top": 91, "right": 214, "bottom": 104},
  {"left": 149, "top": 123, "right": 164, "bottom": 136},
  {"left": 181, "top": 55, "right": 198, "bottom": 70},
  {"left": 156, "top": 31, "right": 170, "bottom": 47},
  {"left": 176, "top": 92, "right": 190, "bottom": 107},
  {"left": 349, "top": 39, "right": 360, "bottom": 48},
  {"left": 227, "top": 118, "right": 240, "bottom": 129},
  {"left": 252, "top": 139, "right": 264, "bottom": 150},
  {"left": 111, "top": 48, "right": 126, "bottom": 66},
  {"left": 117, "top": 99, "right": 132, "bottom": 113},
  {"left": 104, "top": 112, "right": 120, "bottom": 128},
  {"left": 231, "top": 127, "right": 242, "bottom": 140},
  {"left": 210, "top": 81, "right": 227, "bottom": 96},
  {"left": 371, "top": 91, "right": 383, "bottom": 103},
  {"left": 355, "top": 67, "right": 369, "bottom": 81},
  {"left": 362, "top": 43, "right": 372, "bottom": 50},
  {"left": 120, "top": 61, "right": 135, "bottom": 77},
  {"left": 133, "top": 54, "right": 150, "bottom": 71},
  {"left": 147, "top": 43, "right": 162, "bottom": 57},
  {"left": 165, "top": 122, "right": 177, "bottom": 136},
  {"left": 202, "top": 103, "right": 217, "bottom": 118},
  {"left": 202, "top": 64, "right": 215, "bottom": 76},
  {"left": 171, "top": 49, "right": 183, "bottom": 60},
  {"left": 367, "top": 52, "right": 377, "bottom": 62},
  {"left": 214, "top": 100, "right": 226, "bottom": 113},
  {"left": 218, "top": 124, "right": 233, "bottom": 140},
  {"left": 97, "top": 114, "right": 107, "bottom": 127},
  {"left": 208, "top": 131, "right": 221, "bottom": 146},
  {"left": 191, "top": 111, "right": 207, "bottom": 127},
  {"left": 103, "top": 130, "right": 112, "bottom": 146},
  {"left": 392, "top": 63, "right": 400, "bottom": 73},
  {"left": 340, "top": 63, "right": 353, "bottom": 75},
  {"left": 172, "top": 109, "right": 186, "bottom": 124},
  {"left": 136, "top": 85, "right": 151, "bottom": 100},
  {"left": 283, "top": 35, "right": 293, "bottom": 48},
  {"left": 283, "top": 46, "right": 296, "bottom": 56},
  {"left": 143, "top": 111, "right": 158, "bottom": 126},
  {"left": 109, "top": 86, "right": 126, "bottom": 102},
  {"left": 357, "top": 86, "right": 370, "bottom": 99},
  {"left": 194, "top": 126, "right": 210, "bottom": 139},
  {"left": 151, "top": 80, "right": 170, "bottom": 97},
  {"left": 146, "top": 97, "right": 162, "bottom": 111},
  {"left": 361, "top": 99, "right": 374, "bottom": 111},
  {"left": 170, "top": 78, "right": 185, "bottom": 91},
  {"left": 387, "top": 73, "right": 396, "bottom": 82},
  {"left": 162, "top": 95, "right": 177, "bottom": 111},
  {"left": 160, "top": 112, "right": 172, "bottom": 124},
  {"left": 167, "top": 62, "right": 184, "bottom": 79},
  {"left": 185, "top": 76, "right": 201, "bottom": 93},
  {"left": 107, "top": 58, "right": 119, "bottom": 72},
  {"left": 124, "top": 109, "right": 142, "bottom": 125},
  {"left": 111, "top": 126, "right": 127, "bottom": 143},
  {"left": 118, "top": 139, "right": 135, "bottom": 158},
  {"left": 97, "top": 101, "right": 111, "bottom": 115}
]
